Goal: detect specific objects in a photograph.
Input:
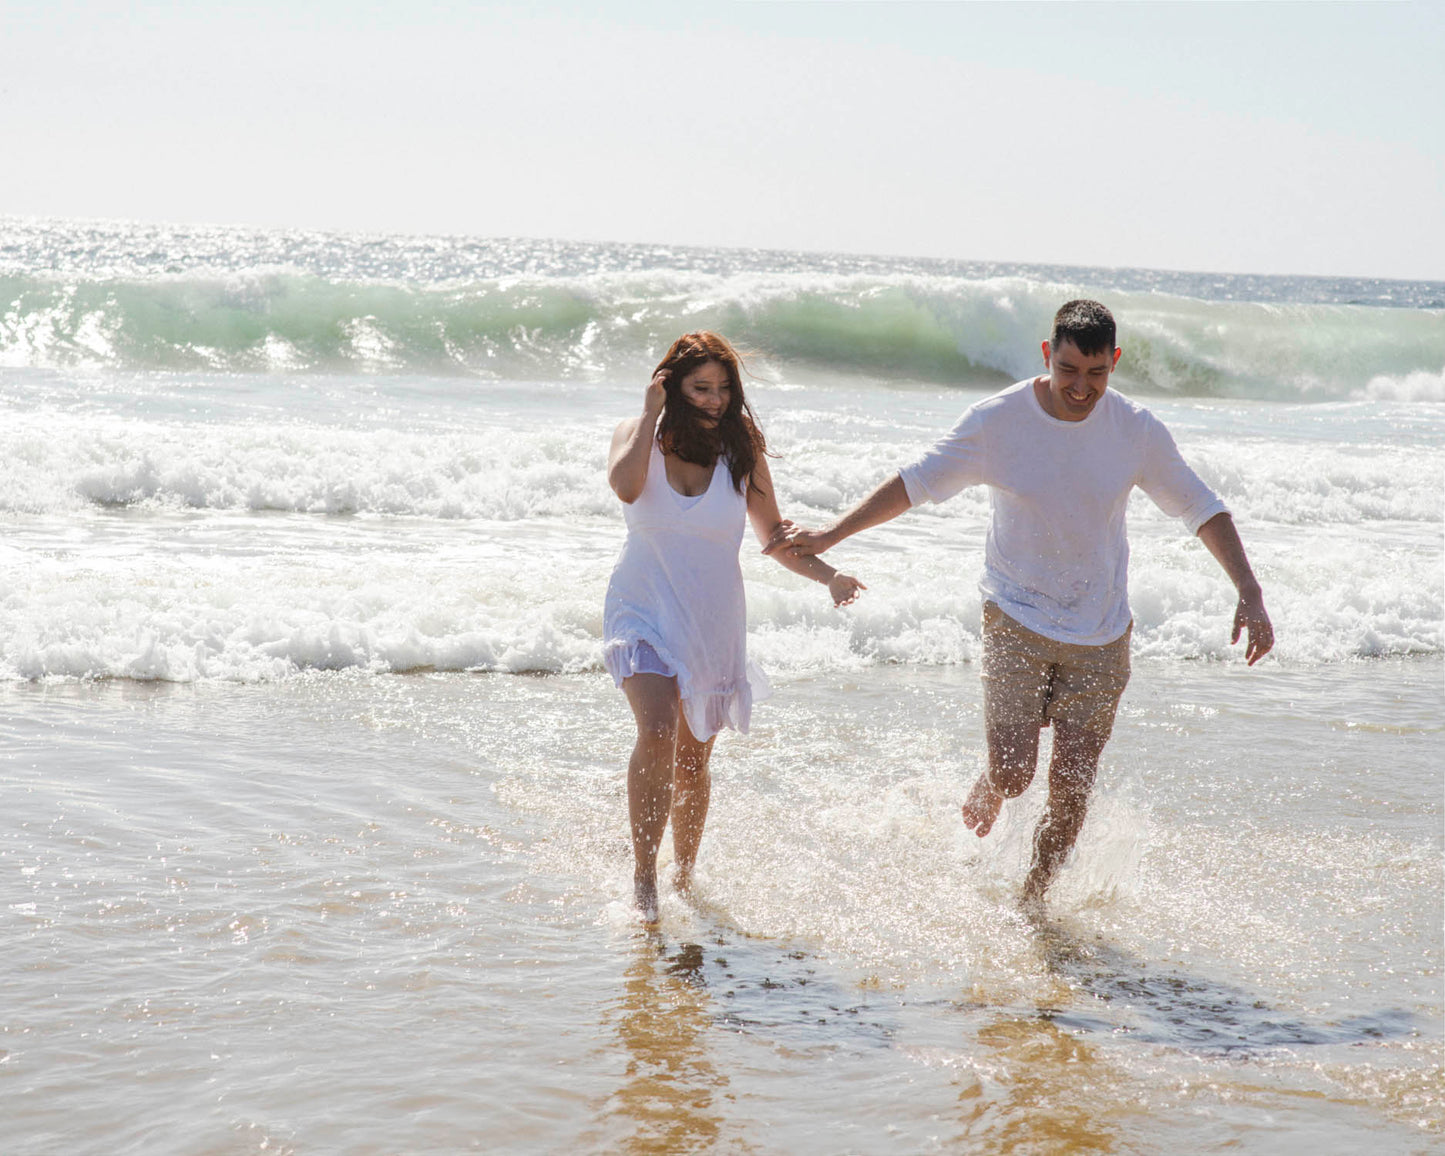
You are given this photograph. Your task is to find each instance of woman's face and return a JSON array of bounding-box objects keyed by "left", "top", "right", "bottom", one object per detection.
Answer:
[{"left": 676, "top": 360, "right": 732, "bottom": 426}]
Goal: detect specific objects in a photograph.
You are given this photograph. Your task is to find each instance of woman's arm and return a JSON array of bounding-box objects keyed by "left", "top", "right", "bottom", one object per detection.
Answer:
[
  {"left": 747, "top": 454, "right": 866, "bottom": 606},
  {"left": 607, "top": 371, "right": 668, "bottom": 503}
]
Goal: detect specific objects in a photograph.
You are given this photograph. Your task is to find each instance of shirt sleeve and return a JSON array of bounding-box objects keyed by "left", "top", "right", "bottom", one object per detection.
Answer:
[
  {"left": 1137, "top": 413, "right": 1228, "bottom": 533},
  {"left": 898, "top": 403, "right": 988, "bottom": 505}
]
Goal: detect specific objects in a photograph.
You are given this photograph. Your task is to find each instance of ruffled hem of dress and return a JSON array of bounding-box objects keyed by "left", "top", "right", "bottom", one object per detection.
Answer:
[
  {"left": 602, "top": 637, "right": 770, "bottom": 742},
  {"left": 603, "top": 636, "right": 688, "bottom": 691},
  {"left": 603, "top": 637, "right": 676, "bottom": 684}
]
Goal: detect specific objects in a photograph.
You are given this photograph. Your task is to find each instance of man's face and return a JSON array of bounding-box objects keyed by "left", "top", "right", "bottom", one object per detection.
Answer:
[{"left": 1038, "top": 338, "right": 1122, "bottom": 421}]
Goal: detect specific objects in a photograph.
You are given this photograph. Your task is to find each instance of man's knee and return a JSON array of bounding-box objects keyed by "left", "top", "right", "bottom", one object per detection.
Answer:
[
  {"left": 1048, "top": 723, "right": 1107, "bottom": 800},
  {"left": 1046, "top": 774, "right": 1094, "bottom": 818},
  {"left": 1052, "top": 720, "right": 1108, "bottom": 762},
  {"left": 986, "top": 724, "right": 1041, "bottom": 797}
]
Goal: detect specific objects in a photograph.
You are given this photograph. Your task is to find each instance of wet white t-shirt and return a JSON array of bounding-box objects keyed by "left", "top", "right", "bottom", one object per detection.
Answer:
[{"left": 898, "top": 379, "right": 1227, "bottom": 646}]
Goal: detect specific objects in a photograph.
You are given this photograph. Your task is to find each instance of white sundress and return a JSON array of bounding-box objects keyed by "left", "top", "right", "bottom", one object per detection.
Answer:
[{"left": 602, "top": 439, "right": 770, "bottom": 741}]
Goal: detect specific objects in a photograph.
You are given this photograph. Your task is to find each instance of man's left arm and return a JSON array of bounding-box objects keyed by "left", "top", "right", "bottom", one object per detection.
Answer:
[{"left": 1196, "top": 512, "right": 1274, "bottom": 665}]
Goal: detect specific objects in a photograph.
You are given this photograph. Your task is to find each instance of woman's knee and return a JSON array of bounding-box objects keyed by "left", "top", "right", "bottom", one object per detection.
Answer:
[
  {"left": 631, "top": 712, "right": 677, "bottom": 758},
  {"left": 637, "top": 721, "right": 676, "bottom": 750},
  {"left": 673, "top": 749, "right": 711, "bottom": 783}
]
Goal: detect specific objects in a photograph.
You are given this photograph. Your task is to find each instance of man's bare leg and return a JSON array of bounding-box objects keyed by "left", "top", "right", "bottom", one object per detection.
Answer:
[
  {"left": 1021, "top": 721, "right": 1108, "bottom": 903},
  {"left": 963, "top": 721, "right": 1041, "bottom": 837},
  {"left": 669, "top": 712, "right": 714, "bottom": 895},
  {"left": 623, "top": 673, "right": 680, "bottom": 921}
]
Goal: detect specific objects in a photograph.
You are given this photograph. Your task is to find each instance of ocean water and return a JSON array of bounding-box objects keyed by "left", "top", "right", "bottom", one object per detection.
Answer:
[{"left": 2, "top": 218, "right": 1442, "bottom": 1153}]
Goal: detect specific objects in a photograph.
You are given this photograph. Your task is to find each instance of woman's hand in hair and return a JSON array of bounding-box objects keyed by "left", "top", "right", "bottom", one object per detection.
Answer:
[{"left": 645, "top": 370, "right": 669, "bottom": 417}]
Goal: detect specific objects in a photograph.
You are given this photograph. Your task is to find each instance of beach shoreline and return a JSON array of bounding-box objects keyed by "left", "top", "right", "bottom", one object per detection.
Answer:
[
  {"left": 3, "top": 217, "right": 1441, "bottom": 1152},
  {"left": 3, "top": 658, "right": 1440, "bottom": 1152}
]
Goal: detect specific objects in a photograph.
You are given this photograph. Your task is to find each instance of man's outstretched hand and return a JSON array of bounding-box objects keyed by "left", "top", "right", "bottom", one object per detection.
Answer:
[{"left": 1232, "top": 586, "right": 1274, "bottom": 665}]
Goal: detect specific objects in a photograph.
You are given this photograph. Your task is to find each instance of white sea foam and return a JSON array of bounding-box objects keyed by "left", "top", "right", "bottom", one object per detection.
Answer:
[
  {"left": 2, "top": 382, "right": 1440, "bottom": 683},
  {"left": 1, "top": 495, "right": 1436, "bottom": 684},
  {"left": 3, "top": 399, "right": 1439, "bottom": 531},
  {"left": 1, "top": 346, "right": 1439, "bottom": 683},
  {"left": 0, "top": 409, "right": 615, "bottom": 520},
  {"left": 1356, "top": 365, "right": 1445, "bottom": 402},
  {"left": 0, "top": 549, "right": 606, "bottom": 683}
]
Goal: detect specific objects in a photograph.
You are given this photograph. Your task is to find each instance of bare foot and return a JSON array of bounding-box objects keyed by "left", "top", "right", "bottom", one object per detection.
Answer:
[
  {"left": 634, "top": 873, "right": 659, "bottom": 923},
  {"left": 1020, "top": 862, "right": 1054, "bottom": 907},
  {"left": 671, "top": 863, "right": 693, "bottom": 896},
  {"left": 961, "top": 773, "right": 1004, "bottom": 837},
  {"left": 1018, "top": 881, "right": 1048, "bottom": 914}
]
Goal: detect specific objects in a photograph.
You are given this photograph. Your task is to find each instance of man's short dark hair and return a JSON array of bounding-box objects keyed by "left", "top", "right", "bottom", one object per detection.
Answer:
[{"left": 1051, "top": 299, "right": 1116, "bottom": 357}]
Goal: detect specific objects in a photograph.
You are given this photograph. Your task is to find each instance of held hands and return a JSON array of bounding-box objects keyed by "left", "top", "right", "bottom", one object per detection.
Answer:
[
  {"left": 763, "top": 521, "right": 864, "bottom": 607},
  {"left": 1232, "top": 585, "right": 1275, "bottom": 665},
  {"left": 762, "top": 522, "right": 833, "bottom": 558}
]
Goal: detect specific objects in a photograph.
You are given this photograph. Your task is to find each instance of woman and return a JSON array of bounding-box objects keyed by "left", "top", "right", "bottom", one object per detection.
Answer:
[{"left": 604, "top": 332, "right": 864, "bottom": 920}]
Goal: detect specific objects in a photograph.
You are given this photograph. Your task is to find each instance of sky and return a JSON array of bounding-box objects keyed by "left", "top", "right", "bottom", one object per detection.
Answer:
[{"left": 2, "top": 1, "right": 1442, "bottom": 279}]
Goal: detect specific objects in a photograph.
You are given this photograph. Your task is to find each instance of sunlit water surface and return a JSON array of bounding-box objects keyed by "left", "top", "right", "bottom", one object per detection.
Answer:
[
  {"left": 3, "top": 224, "right": 1442, "bottom": 1152},
  {"left": 3, "top": 659, "right": 1439, "bottom": 1154}
]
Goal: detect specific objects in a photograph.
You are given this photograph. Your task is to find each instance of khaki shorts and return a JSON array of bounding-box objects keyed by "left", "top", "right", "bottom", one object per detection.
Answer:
[{"left": 981, "top": 602, "right": 1131, "bottom": 739}]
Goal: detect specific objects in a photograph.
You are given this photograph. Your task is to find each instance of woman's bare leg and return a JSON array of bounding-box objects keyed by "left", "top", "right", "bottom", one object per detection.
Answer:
[
  {"left": 622, "top": 673, "right": 680, "bottom": 920},
  {"left": 670, "top": 709, "right": 715, "bottom": 893}
]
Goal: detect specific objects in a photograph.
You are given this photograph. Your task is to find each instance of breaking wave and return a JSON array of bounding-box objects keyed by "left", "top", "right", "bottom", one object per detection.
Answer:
[{"left": 3, "top": 220, "right": 1442, "bottom": 401}]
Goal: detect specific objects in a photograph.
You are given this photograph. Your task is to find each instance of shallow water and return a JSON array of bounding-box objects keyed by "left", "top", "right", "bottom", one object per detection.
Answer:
[
  {"left": 3, "top": 659, "right": 1439, "bottom": 1153},
  {"left": 3, "top": 220, "right": 1442, "bottom": 1150}
]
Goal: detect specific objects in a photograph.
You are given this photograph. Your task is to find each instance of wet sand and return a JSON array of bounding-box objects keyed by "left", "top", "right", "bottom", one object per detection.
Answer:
[{"left": 3, "top": 660, "right": 1440, "bottom": 1153}]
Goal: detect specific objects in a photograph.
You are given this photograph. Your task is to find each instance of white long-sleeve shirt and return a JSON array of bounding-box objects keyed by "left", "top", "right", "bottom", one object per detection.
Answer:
[{"left": 898, "top": 379, "right": 1227, "bottom": 646}]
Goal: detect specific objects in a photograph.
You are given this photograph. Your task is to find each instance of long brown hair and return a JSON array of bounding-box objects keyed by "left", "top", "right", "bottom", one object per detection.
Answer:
[{"left": 654, "top": 331, "right": 769, "bottom": 494}]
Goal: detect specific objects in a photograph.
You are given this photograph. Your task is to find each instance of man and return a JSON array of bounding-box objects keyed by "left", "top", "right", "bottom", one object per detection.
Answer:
[{"left": 765, "top": 299, "right": 1273, "bottom": 903}]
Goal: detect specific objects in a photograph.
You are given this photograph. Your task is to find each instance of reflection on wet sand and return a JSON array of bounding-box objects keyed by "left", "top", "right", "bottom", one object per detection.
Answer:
[
  {"left": 954, "top": 1014, "right": 1125, "bottom": 1154},
  {"left": 934, "top": 909, "right": 1125, "bottom": 1153},
  {"left": 601, "top": 939, "right": 727, "bottom": 1155},
  {"left": 942, "top": 910, "right": 1427, "bottom": 1153}
]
